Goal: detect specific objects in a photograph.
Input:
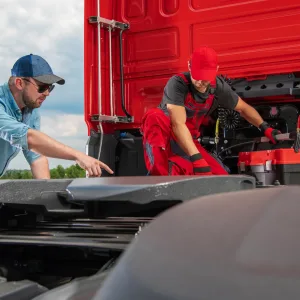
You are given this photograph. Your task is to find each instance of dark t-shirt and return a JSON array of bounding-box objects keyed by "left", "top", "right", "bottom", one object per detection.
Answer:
[{"left": 158, "top": 72, "right": 239, "bottom": 114}]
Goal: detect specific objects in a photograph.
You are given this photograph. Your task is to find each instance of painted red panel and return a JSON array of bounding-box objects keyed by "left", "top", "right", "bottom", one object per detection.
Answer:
[
  {"left": 84, "top": 0, "right": 300, "bottom": 134},
  {"left": 162, "top": 0, "right": 179, "bottom": 15},
  {"left": 125, "top": 0, "right": 146, "bottom": 20},
  {"left": 190, "top": 0, "right": 258, "bottom": 11},
  {"left": 126, "top": 28, "right": 179, "bottom": 63}
]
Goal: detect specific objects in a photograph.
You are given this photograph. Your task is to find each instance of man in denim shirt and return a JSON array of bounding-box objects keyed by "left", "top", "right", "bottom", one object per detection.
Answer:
[{"left": 0, "top": 54, "right": 113, "bottom": 178}]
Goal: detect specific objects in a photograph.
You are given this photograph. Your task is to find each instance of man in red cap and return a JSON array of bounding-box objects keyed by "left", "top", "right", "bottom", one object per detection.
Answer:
[{"left": 140, "top": 46, "right": 280, "bottom": 176}]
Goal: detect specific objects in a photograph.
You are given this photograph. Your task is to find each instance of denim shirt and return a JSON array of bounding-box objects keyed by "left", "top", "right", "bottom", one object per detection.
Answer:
[{"left": 0, "top": 82, "right": 41, "bottom": 177}]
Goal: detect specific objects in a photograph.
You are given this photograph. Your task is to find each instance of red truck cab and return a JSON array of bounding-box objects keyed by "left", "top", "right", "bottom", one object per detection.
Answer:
[{"left": 84, "top": 0, "right": 300, "bottom": 183}]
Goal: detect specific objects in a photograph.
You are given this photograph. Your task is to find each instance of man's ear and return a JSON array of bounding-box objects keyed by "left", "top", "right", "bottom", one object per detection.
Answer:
[{"left": 15, "top": 77, "right": 24, "bottom": 91}]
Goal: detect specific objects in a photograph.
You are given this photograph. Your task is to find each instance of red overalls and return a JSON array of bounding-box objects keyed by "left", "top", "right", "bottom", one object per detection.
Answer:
[{"left": 140, "top": 73, "right": 228, "bottom": 176}]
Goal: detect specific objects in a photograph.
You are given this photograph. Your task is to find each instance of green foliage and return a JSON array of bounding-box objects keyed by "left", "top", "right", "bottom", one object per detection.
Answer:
[
  {"left": 64, "top": 164, "right": 86, "bottom": 178},
  {"left": 57, "top": 165, "right": 65, "bottom": 178},
  {"left": 0, "top": 164, "right": 86, "bottom": 179},
  {"left": 50, "top": 168, "right": 60, "bottom": 179},
  {"left": 1, "top": 169, "right": 33, "bottom": 180}
]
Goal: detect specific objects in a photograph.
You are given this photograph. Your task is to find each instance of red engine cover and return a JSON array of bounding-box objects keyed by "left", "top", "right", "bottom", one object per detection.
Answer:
[{"left": 238, "top": 149, "right": 300, "bottom": 168}]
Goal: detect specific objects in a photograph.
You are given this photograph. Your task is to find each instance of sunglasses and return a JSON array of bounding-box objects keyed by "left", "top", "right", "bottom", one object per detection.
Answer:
[{"left": 22, "top": 78, "right": 55, "bottom": 94}]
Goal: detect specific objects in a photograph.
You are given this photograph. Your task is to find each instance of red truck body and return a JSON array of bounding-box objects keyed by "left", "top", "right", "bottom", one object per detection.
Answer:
[
  {"left": 84, "top": 0, "right": 300, "bottom": 131},
  {"left": 84, "top": 0, "right": 300, "bottom": 179}
]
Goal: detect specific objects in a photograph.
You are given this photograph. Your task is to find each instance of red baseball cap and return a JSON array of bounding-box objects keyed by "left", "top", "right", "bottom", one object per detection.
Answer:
[{"left": 190, "top": 46, "right": 218, "bottom": 82}]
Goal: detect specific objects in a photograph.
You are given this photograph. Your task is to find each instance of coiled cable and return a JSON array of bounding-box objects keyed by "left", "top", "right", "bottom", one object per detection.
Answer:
[{"left": 218, "top": 108, "right": 240, "bottom": 130}]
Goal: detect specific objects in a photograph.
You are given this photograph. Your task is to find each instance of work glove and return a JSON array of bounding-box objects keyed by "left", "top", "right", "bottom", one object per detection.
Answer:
[
  {"left": 259, "top": 121, "right": 281, "bottom": 144},
  {"left": 190, "top": 153, "right": 212, "bottom": 175}
]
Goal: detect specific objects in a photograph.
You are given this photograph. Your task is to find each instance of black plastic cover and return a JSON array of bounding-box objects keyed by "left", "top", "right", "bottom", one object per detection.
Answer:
[
  {"left": 94, "top": 185, "right": 300, "bottom": 300},
  {"left": 0, "top": 179, "right": 71, "bottom": 204},
  {"left": 32, "top": 271, "right": 108, "bottom": 300},
  {"left": 0, "top": 179, "right": 84, "bottom": 217},
  {"left": 66, "top": 175, "right": 255, "bottom": 202},
  {"left": 66, "top": 175, "right": 255, "bottom": 217},
  {"left": 0, "top": 279, "right": 47, "bottom": 300}
]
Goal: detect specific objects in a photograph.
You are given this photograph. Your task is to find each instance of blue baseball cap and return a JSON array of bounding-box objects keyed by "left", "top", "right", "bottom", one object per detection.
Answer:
[{"left": 11, "top": 54, "right": 65, "bottom": 85}]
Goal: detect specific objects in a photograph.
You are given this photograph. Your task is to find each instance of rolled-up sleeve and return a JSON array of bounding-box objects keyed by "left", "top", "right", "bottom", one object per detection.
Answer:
[
  {"left": 23, "top": 110, "right": 41, "bottom": 165},
  {"left": 0, "top": 105, "right": 30, "bottom": 151}
]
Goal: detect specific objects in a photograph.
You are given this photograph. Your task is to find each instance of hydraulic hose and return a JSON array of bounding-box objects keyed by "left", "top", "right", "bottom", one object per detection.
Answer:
[{"left": 217, "top": 141, "right": 256, "bottom": 156}]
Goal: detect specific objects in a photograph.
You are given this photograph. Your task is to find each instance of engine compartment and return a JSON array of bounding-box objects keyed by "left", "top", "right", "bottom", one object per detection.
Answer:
[
  {"left": 200, "top": 74, "right": 300, "bottom": 184},
  {"left": 203, "top": 102, "right": 299, "bottom": 172}
]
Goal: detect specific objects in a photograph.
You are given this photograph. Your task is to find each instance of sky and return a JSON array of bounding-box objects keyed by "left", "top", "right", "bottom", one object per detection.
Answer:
[{"left": 0, "top": 0, "right": 88, "bottom": 170}]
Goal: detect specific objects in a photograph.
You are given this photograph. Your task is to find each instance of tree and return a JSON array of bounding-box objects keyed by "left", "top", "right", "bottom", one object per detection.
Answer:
[
  {"left": 50, "top": 168, "right": 60, "bottom": 179},
  {"left": 65, "top": 164, "right": 85, "bottom": 178},
  {"left": 1, "top": 164, "right": 86, "bottom": 180},
  {"left": 57, "top": 165, "right": 65, "bottom": 178},
  {"left": 22, "top": 170, "right": 33, "bottom": 179}
]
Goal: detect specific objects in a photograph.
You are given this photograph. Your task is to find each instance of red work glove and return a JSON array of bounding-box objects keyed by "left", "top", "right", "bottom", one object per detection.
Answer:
[
  {"left": 259, "top": 121, "right": 281, "bottom": 144},
  {"left": 190, "top": 153, "right": 212, "bottom": 175}
]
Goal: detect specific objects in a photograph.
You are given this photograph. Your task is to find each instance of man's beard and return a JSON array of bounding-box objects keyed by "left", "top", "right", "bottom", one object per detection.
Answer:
[
  {"left": 22, "top": 94, "right": 41, "bottom": 109},
  {"left": 194, "top": 83, "right": 209, "bottom": 93}
]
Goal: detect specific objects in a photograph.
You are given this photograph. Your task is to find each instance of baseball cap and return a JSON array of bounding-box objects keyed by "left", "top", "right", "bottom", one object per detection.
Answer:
[
  {"left": 190, "top": 46, "right": 218, "bottom": 82},
  {"left": 11, "top": 54, "right": 65, "bottom": 85}
]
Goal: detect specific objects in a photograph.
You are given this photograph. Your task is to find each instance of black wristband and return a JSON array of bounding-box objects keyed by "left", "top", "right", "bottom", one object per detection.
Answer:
[
  {"left": 190, "top": 153, "right": 202, "bottom": 162},
  {"left": 259, "top": 121, "right": 270, "bottom": 133}
]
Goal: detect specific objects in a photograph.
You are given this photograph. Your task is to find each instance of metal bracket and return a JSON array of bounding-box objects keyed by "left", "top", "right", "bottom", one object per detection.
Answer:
[
  {"left": 91, "top": 115, "right": 134, "bottom": 123},
  {"left": 239, "top": 162, "right": 246, "bottom": 172},
  {"left": 265, "top": 160, "right": 273, "bottom": 171},
  {"left": 89, "top": 16, "right": 129, "bottom": 31},
  {"left": 230, "top": 73, "right": 300, "bottom": 99}
]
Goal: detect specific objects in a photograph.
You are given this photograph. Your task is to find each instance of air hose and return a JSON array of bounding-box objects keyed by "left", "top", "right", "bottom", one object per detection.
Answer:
[
  {"left": 218, "top": 108, "right": 240, "bottom": 130},
  {"left": 215, "top": 118, "right": 220, "bottom": 144}
]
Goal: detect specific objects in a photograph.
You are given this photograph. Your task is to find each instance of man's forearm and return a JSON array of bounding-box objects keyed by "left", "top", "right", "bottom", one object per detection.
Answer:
[
  {"left": 27, "top": 129, "right": 81, "bottom": 160},
  {"left": 31, "top": 156, "right": 50, "bottom": 179},
  {"left": 171, "top": 123, "right": 199, "bottom": 156},
  {"left": 239, "top": 106, "right": 264, "bottom": 128}
]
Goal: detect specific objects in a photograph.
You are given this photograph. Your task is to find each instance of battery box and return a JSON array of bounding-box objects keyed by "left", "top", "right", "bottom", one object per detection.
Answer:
[{"left": 238, "top": 149, "right": 300, "bottom": 185}]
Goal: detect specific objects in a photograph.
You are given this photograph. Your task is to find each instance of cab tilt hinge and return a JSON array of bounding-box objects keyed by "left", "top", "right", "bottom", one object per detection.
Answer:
[
  {"left": 89, "top": 16, "right": 129, "bottom": 31},
  {"left": 91, "top": 115, "right": 134, "bottom": 123}
]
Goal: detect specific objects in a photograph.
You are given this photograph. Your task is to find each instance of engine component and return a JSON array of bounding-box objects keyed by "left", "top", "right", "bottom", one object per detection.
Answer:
[
  {"left": 218, "top": 108, "right": 240, "bottom": 130},
  {"left": 238, "top": 150, "right": 276, "bottom": 185},
  {"left": 238, "top": 148, "right": 300, "bottom": 185},
  {"left": 279, "top": 104, "right": 299, "bottom": 132},
  {"left": 211, "top": 103, "right": 300, "bottom": 174},
  {"left": 269, "top": 106, "right": 280, "bottom": 118},
  {"left": 254, "top": 104, "right": 299, "bottom": 133}
]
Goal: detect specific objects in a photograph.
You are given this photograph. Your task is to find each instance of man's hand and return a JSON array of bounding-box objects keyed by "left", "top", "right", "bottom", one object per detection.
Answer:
[
  {"left": 27, "top": 129, "right": 114, "bottom": 176},
  {"left": 75, "top": 153, "right": 114, "bottom": 177},
  {"left": 234, "top": 98, "right": 281, "bottom": 144},
  {"left": 190, "top": 153, "right": 212, "bottom": 175},
  {"left": 259, "top": 121, "right": 281, "bottom": 144}
]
